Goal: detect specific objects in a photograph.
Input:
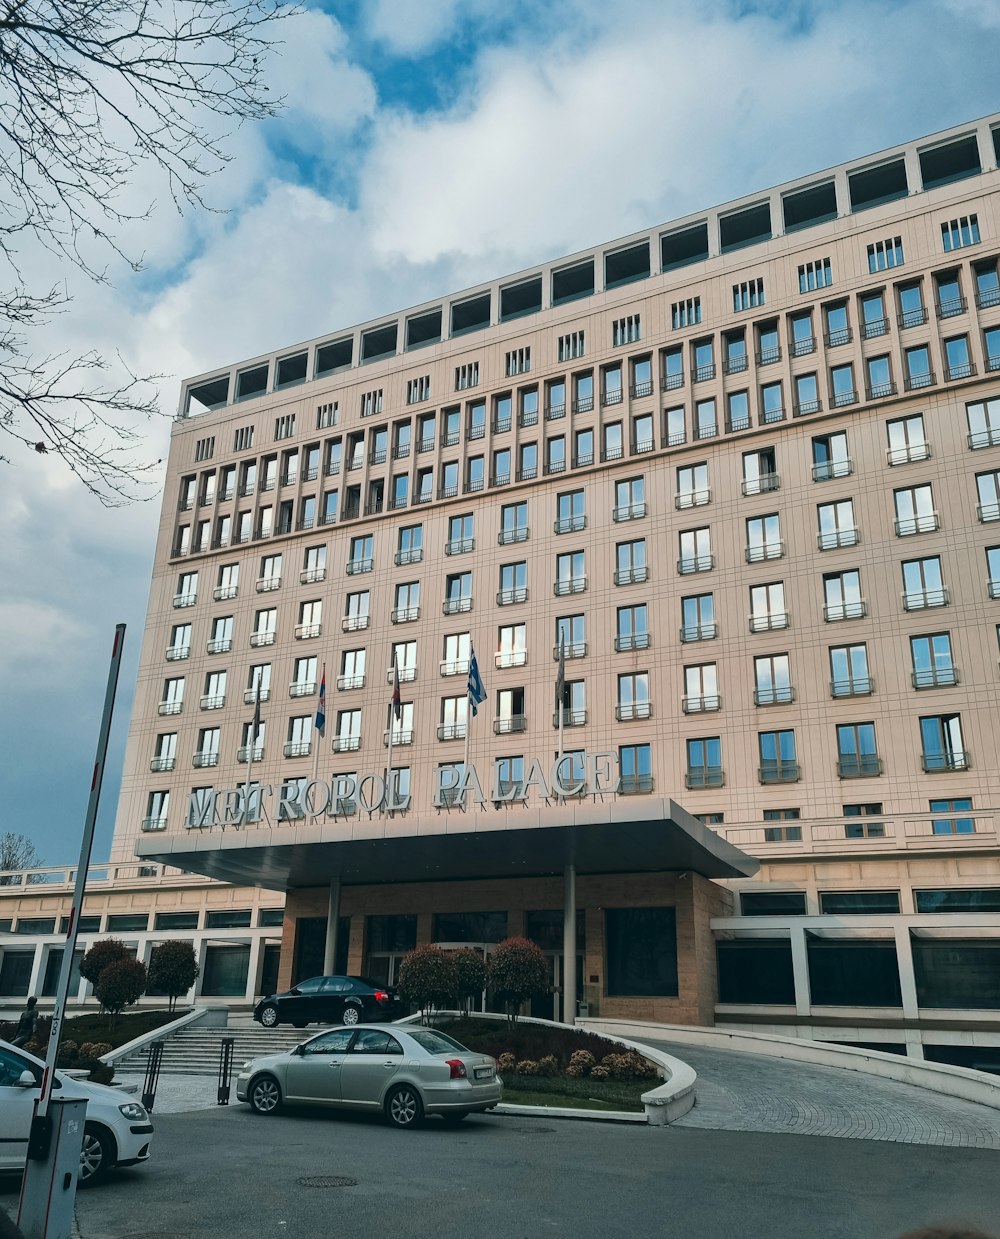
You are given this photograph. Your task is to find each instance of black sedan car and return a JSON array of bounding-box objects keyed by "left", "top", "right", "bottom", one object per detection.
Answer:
[{"left": 253, "top": 975, "right": 402, "bottom": 1028}]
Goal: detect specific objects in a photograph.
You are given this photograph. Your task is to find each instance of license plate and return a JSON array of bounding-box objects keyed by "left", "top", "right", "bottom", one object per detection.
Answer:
[{"left": 474, "top": 1066, "right": 494, "bottom": 1079}]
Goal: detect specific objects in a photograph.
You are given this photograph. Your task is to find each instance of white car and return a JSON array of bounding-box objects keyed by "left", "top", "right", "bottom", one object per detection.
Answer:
[{"left": 0, "top": 1038, "right": 153, "bottom": 1186}]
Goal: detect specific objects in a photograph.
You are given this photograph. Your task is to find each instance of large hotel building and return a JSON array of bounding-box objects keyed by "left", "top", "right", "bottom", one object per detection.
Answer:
[{"left": 4, "top": 114, "right": 1000, "bottom": 1068}]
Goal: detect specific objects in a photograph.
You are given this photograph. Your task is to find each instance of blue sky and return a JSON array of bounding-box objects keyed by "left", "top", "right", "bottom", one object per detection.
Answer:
[{"left": 2, "top": 0, "right": 1000, "bottom": 868}]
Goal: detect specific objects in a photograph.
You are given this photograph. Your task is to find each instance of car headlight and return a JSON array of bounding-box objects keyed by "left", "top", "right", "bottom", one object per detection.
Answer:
[
  {"left": 118, "top": 1103, "right": 148, "bottom": 1122},
  {"left": 242, "top": 1060, "right": 253, "bottom": 1071}
]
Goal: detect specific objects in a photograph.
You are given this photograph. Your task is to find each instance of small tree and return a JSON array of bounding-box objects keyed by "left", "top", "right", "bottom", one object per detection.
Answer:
[
  {"left": 147, "top": 941, "right": 200, "bottom": 1011},
  {"left": 94, "top": 958, "right": 147, "bottom": 1028},
  {"left": 487, "top": 937, "right": 548, "bottom": 1032},
  {"left": 450, "top": 948, "right": 487, "bottom": 1016},
  {"left": 397, "top": 945, "right": 457, "bottom": 1022},
  {"left": 0, "top": 832, "right": 42, "bottom": 883},
  {"left": 80, "top": 938, "right": 132, "bottom": 990}
]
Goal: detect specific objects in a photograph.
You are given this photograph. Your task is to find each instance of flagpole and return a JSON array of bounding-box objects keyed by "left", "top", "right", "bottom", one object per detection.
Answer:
[
  {"left": 312, "top": 661, "right": 325, "bottom": 786},
  {"left": 556, "top": 634, "right": 566, "bottom": 802},
  {"left": 243, "top": 671, "right": 260, "bottom": 826}
]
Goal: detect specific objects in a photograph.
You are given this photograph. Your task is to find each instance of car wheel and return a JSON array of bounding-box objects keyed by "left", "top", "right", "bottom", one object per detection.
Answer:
[
  {"left": 259, "top": 1004, "right": 279, "bottom": 1028},
  {"left": 385, "top": 1084, "right": 424, "bottom": 1129},
  {"left": 78, "top": 1123, "right": 115, "bottom": 1187},
  {"left": 341, "top": 1004, "right": 362, "bottom": 1026},
  {"left": 249, "top": 1075, "right": 282, "bottom": 1115}
]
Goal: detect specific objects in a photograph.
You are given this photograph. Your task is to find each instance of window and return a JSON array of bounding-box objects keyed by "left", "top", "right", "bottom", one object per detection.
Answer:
[
  {"left": 499, "top": 501, "right": 528, "bottom": 544},
  {"left": 556, "top": 614, "right": 586, "bottom": 659},
  {"left": 573, "top": 372, "right": 594, "bottom": 414},
  {"left": 558, "top": 331, "right": 585, "bottom": 362},
  {"left": 615, "top": 540, "right": 647, "bottom": 586},
  {"left": 740, "top": 891, "right": 806, "bottom": 916},
  {"left": 830, "top": 362, "right": 857, "bottom": 407},
  {"left": 166, "top": 623, "right": 191, "bottom": 661},
  {"left": 756, "top": 321, "right": 780, "bottom": 366},
  {"left": 342, "top": 591, "right": 370, "bottom": 631},
  {"left": 819, "top": 891, "right": 900, "bottom": 915},
  {"left": 396, "top": 524, "right": 423, "bottom": 567},
  {"left": 615, "top": 604, "right": 648, "bottom": 652},
  {"left": 417, "top": 413, "right": 436, "bottom": 451},
  {"left": 257, "top": 553, "right": 282, "bottom": 591},
  {"left": 967, "top": 396, "right": 1000, "bottom": 450},
  {"left": 754, "top": 654, "right": 793, "bottom": 706},
  {"left": 553, "top": 490, "right": 585, "bottom": 536},
  {"left": 941, "top": 214, "right": 979, "bottom": 252},
  {"left": 749, "top": 581, "right": 787, "bottom": 632},
  {"left": 799, "top": 258, "right": 832, "bottom": 292},
  {"left": 234, "top": 424, "right": 255, "bottom": 452},
  {"left": 686, "top": 737, "right": 723, "bottom": 788},
  {"left": 812, "top": 432, "right": 850, "bottom": 481},
  {"left": 274, "top": 414, "right": 296, "bottom": 440},
  {"left": 207, "top": 615, "right": 233, "bottom": 654},
  {"left": 916, "top": 888, "right": 1000, "bottom": 913},
  {"left": 724, "top": 330, "right": 747, "bottom": 374},
  {"left": 613, "top": 315, "right": 641, "bottom": 347},
  {"left": 867, "top": 236, "right": 904, "bottom": 272},
  {"left": 836, "top": 722, "right": 881, "bottom": 778},
  {"left": 554, "top": 551, "right": 586, "bottom": 594},
  {"left": 630, "top": 355, "right": 652, "bottom": 398},
  {"left": 843, "top": 803, "right": 885, "bottom": 839},
  {"left": 758, "top": 729, "right": 798, "bottom": 782},
  {"left": 679, "top": 527, "right": 712, "bottom": 574},
  {"left": 886, "top": 414, "right": 929, "bottom": 466},
  {"left": 920, "top": 714, "right": 968, "bottom": 772},
  {"left": 386, "top": 705, "right": 414, "bottom": 748},
  {"left": 896, "top": 281, "right": 926, "bottom": 330},
  {"left": 987, "top": 547, "right": 1000, "bottom": 598},
  {"left": 904, "top": 344, "right": 933, "bottom": 390},
  {"left": 245, "top": 663, "right": 271, "bottom": 703},
  {"left": 746, "top": 513, "right": 782, "bottom": 562},
  {"left": 496, "top": 624, "right": 526, "bottom": 669},
  {"left": 505, "top": 347, "right": 531, "bottom": 378},
  {"left": 617, "top": 673, "right": 651, "bottom": 722},
  {"left": 895, "top": 484, "right": 938, "bottom": 535},
  {"left": 733, "top": 278, "right": 764, "bottom": 312},
  {"left": 975, "top": 469, "right": 1000, "bottom": 525},
  {"left": 435, "top": 695, "right": 467, "bottom": 742},
  {"left": 824, "top": 302, "right": 850, "bottom": 347},
  {"left": 762, "top": 809, "right": 801, "bottom": 843},
  {"left": 391, "top": 640, "right": 417, "bottom": 683},
  {"left": 817, "top": 499, "right": 857, "bottom": 550},
  {"left": 441, "top": 633, "right": 471, "bottom": 676},
  {"left": 683, "top": 663, "right": 719, "bottom": 713},
  {"left": 444, "top": 572, "right": 473, "bottom": 613},
  {"left": 292, "top": 655, "right": 319, "bottom": 696},
  {"left": 859, "top": 292, "right": 887, "bottom": 341},
  {"left": 902, "top": 556, "right": 947, "bottom": 610},
  {"left": 392, "top": 581, "right": 420, "bottom": 623},
  {"left": 692, "top": 338, "right": 715, "bottom": 382},
  {"left": 602, "top": 421, "right": 623, "bottom": 461},
  {"left": 681, "top": 593, "right": 715, "bottom": 642},
  {"left": 195, "top": 436, "right": 215, "bottom": 461},
  {"left": 929, "top": 797, "right": 974, "bottom": 835},
  {"left": 793, "top": 372, "right": 820, "bottom": 417},
  {"left": 742, "top": 448, "right": 777, "bottom": 496},
  {"left": 823, "top": 570, "right": 864, "bottom": 621},
  {"left": 194, "top": 726, "right": 221, "bottom": 767},
  {"left": 316, "top": 402, "right": 338, "bottom": 430},
  {"left": 830, "top": 643, "right": 871, "bottom": 697},
  {"left": 975, "top": 259, "right": 1000, "bottom": 309},
  {"left": 334, "top": 709, "right": 362, "bottom": 752},
  {"left": 606, "top": 907, "right": 677, "bottom": 997},
  {"left": 672, "top": 297, "right": 701, "bottom": 329},
  {"left": 201, "top": 669, "right": 227, "bottom": 710},
  {"left": 759, "top": 382, "right": 784, "bottom": 424},
  {"left": 498, "top": 561, "right": 528, "bottom": 605},
  {"left": 405, "top": 376, "right": 430, "bottom": 404},
  {"left": 465, "top": 454, "right": 485, "bottom": 493},
  {"left": 614, "top": 477, "right": 645, "bottom": 522},
  {"left": 454, "top": 363, "right": 479, "bottom": 393},
  {"left": 446, "top": 513, "right": 474, "bottom": 557},
  {"left": 144, "top": 789, "right": 170, "bottom": 831}
]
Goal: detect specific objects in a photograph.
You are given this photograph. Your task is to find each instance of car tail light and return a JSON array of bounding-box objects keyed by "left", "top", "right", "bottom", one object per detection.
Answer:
[
  {"left": 373, "top": 990, "right": 390, "bottom": 1004},
  {"left": 446, "top": 1058, "right": 467, "bottom": 1080}
]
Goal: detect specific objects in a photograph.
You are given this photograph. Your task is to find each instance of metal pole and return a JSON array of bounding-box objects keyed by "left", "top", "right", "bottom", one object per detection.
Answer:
[
  {"left": 563, "top": 864, "right": 577, "bottom": 1024},
  {"left": 217, "top": 1037, "right": 234, "bottom": 1105},
  {"left": 142, "top": 1040, "right": 165, "bottom": 1113}
]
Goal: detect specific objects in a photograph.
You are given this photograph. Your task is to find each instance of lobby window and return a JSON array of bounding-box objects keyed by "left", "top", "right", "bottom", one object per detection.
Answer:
[
  {"left": 915, "top": 889, "right": 1000, "bottom": 914},
  {"left": 724, "top": 329, "right": 747, "bottom": 374},
  {"left": 614, "top": 476, "right": 646, "bottom": 522},
  {"left": 740, "top": 891, "right": 806, "bottom": 916},
  {"left": 615, "top": 539, "right": 647, "bottom": 585},
  {"left": 897, "top": 280, "right": 926, "bottom": 328},
  {"left": 967, "top": 396, "right": 1000, "bottom": 450},
  {"left": 726, "top": 390, "right": 750, "bottom": 433},
  {"left": 819, "top": 891, "right": 900, "bottom": 915},
  {"left": 929, "top": 798, "right": 974, "bottom": 835},
  {"left": 606, "top": 907, "right": 677, "bottom": 997},
  {"left": 910, "top": 633, "right": 957, "bottom": 689},
  {"left": 919, "top": 714, "right": 968, "bottom": 772},
  {"left": 342, "top": 591, "right": 370, "bottom": 631},
  {"left": 812, "top": 431, "right": 850, "bottom": 481},
  {"left": 444, "top": 572, "right": 473, "bottom": 613},
  {"left": 395, "top": 524, "right": 423, "bottom": 566},
  {"left": 686, "top": 737, "right": 723, "bottom": 788},
  {"left": 817, "top": 499, "right": 858, "bottom": 550},
  {"left": 895, "top": 484, "right": 938, "bottom": 535},
  {"left": 754, "top": 653, "right": 793, "bottom": 706},
  {"left": 554, "top": 551, "right": 586, "bottom": 595},
  {"left": 867, "top": 236, "right": 904, "bottom": 273},
  {"left": 555, "top": 489, "right": 585, "bottom": 534},
  {"left": 746, "top": 513, "right": 782, "bottom": 562},
  {"left": 617, "top": 673, "right": 651, "bottom": 722},
  {"left": 844, "top": 803, "right": 885, "bottom": 839},
  {"left": 441, "top": 633, "right": 471, "bottom": 677},
  {"left": 446, "top": 513, "right": 474, "bottom": 556},
  {"left": 619, "top": 744, "right": 653, "bottom": 794},
  {"left": 836, "top": 722, "right": 881, "bottom": 778},
  {"left": 742, "top": 448, "right": 777, "bottom": 496},
  {"left": 902, "top": 556, "right": 947, "bottom": 610},
  {"left": 763, "top": 809, "right": 801, "bottom": 842},
  {"left": 499, "top": 501, "right": 528, "bottom": 544},
  {"left": 678, "top": 526, "right": 712, "bottom": 574},
  {"left": 615, "top": 604, "right": 648, "bottom": 652},
  {"left": 824, "top": 301, "right": 851, "bottom": 347},
  {"left": 977, "top": 470, "right": 1000, "bottom": 522},
  {"left": 497, "top": 562, "right": 528, "bottom": 605},
  {"left": 681, "top": 592, "right": 715, "bottom": 642},
  {"left": 695, "top": 398, "right": 717, "bottom": 439},
  {"left": 758, "top": 729, "right": 798, "bottom": 783},
  {"left": 683, "top": 664, "right": 719, "bottom": 713},
  {"left": 555, "top": 614, "right": 586, "bottom": 659},
  {"left": 497, "top": 624, "right": 526, "bottom": 669},
  {"left": 794, "top": 372, "right": 820, "bottom": 416},
  {"left": 975, "top": 259, "right": 1000, "bottom": 309},
  {"left": 749, "top": 581, "right": 787, "bottom": 632},
  {"left": 829, "top": 643, "right": 871, "bottom": 697},
  {"left": 823, "top": 569, "right": 865, "bottom": 621}
]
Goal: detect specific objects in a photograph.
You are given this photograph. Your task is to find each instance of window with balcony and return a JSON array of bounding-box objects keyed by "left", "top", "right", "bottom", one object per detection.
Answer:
[
  {"left": 342, "top": 591, "right": 370, "bottom": 631},
  {"left": 975, "top": 259, "right": 1000, "bottom": 309},
  {"left": 904, "top": 344, "right": 933, "bottom": 390},
  {"left": 518, "top": 441, "right": 538, "bottom": 481},
  {"left": 830, "top": 362, "right": 857, "bottom": 407},
  {"left": 920, "top": 713, "right": 968, "bottom": 771},
  {"left": 823, "top": 569, "right": 864, "bottom": 621},
  {"left": 616, "top": 672, "right": 650, "bottom": 722},
  {"left": 545, "top": 436, "right": 566, "bottom": 475},
  {"left": 385, "top": 702, "right": 414, "bottom": 748},
  {"left": 492, "top": 394, "right": 512, "bottom": 433},
  {"left": 207, "top": 615, "right": 233, "bottom": 654},
  {"left": 521, "top": 387, "right": 541, "bottom": 427},
  {"left": 602, "top": 364, "right": 623, "bottom": 406},
  {"left": 493, "top": 755, "right": 525, "bottom": 800},
  {"left": 167, "top": 623, "right": 191, "bottom": 661},
  {"left": 555, "top": 614, "right": 586, "bottom": 660},
  {"left": 836, "top": 722, "right": 881, "bottom": 778},
  {"left": 817, "top": 499, "right": 858, "bottom": 549},
  {"left": 346, "top": 535, "right": 372, "bottom": 576},
  {"left": 613, "top": 477, "right": 645, "bottom": 523},
  {"left": 615, "top": 604, "right": 648, "bottom": 652},
  {"left": 391, "top": 641, "right": 417, "bottom": 683},
  {"left": 393, "top": 421, "right": 412, "bottom": 459},
  {"left": 632, "top": 413, "right": 654, "bottom": 454},
  {"left": 572, "top": 372, "right": 594, "bottom": 415},
  {"left": 174, "top": 571, "right": 198, "bottom": 607},
  {"left": 465, "top": 455, "right": 485, "bottom": 492},
  {"left": 754, "top": 654, "right": 793, "bottom": 705},
  {"left": 859, "top": 291, "right": 887, "bottom": 339},
  {"left": 664, "top": 404, "right": 685, "bottom": 447},
  {"left": 555, "top": 678, "right": 586, "bottom": 728},
  {"left": 911, "top": 633, "right": 957, "bottom": 689},
  {"left": 679, "top": 526, "right": 712, "bottom": 574},
  {"left": 724, "top": 330, "right": 747, "bottom": 374},
  {"left": 900, "top": 555, "right": 946, "bottom": 610},
  {"left": 444, "top": 572, "right": 473, "bottom": 613},
  {"left": 438, "top": 696, "right": 468, "bottom": 742},
  {"left": 681, "top": 593, "right": 715, "bottom": 642},
  {"left": 499, "top": 502, "right": 528, "bottom": 544},
  {"left": 662, "top": 346, "right": 684, "bottom": 389},
  {"left": 967, "top": 396, "right": 1000, "bottom": 450},
  {"left": 498, "top": 561, "right": 528, "bottom": 605},
  {"left": 446, "top": 513, "right": 474, "bottom": 556},
  {"left": 602, "top": 421, "right": 624, "bottom": 462},
  {"left": 494, "top": 689, "right": 526, "bottom": 737},
  {"left": 677, "top": 463, "right": 710, "bottom": 508},
  {"left": 619, "top": 743, "right": 653, "bottom": 794},
  {"left": 812, "top": 432, "right": 850, "bottom": 480},
  {"left": 794, "top": 372, "right": 820, "bottom": 417},
  {"left": 555, "top": 489, "right": 585, "bottom": 535},
  {"left": 895, "top": 484, "right": 938, "bottom": 535},
  {"left": 245, "top": 663, "right": 271, "bottom": 703},
  {"left": 395, "top": 524, "right": 423, "bottom": 566},
  {"left": 285, "top": 715, "right": 313, "bottom": 758},
  {"left": 758, "top": 729, "right": 798, "bottom": 783},
  {"left": 987, "top": 547, "right": 1000, "bottom": 599},
  {"left": 193, "top": 726, "right": 221, "bottom": 769},
  {"left": 572, "top": 429, "right": 593, "bottom": 469},
  {"left": 291, "top": 656, "right": 318, "bottom": 697},
  {"left": 439, "top": 460, "right": 459, "bottom": 500},
  {"left": 749, "top": 581, "right": 787, "bottom": 632},
  {"left": 722, "top": 390, "right": 748, "bottom": 434},
  {"left": 886, "top": 414, "right": 928, "bottom": 465},
  {"left": 683, "top": 663, "right": 719, "bottom": 713},
  {"left": 334, "top": 709, "right": 361, "bottom": 752},
  {"left": 789, "top": 311, "right": 814, "bottom": 357},
  {"left": 824, "top": 301, "right": 851, "bottom": 347},
  {"left": 497, "top": 624, "right": 527, "bottom": 670},
  {"left": 695, "top": 398, "right": 718, "bottom": 439},
  {"left": 201, "top": 670, "right": 227, "bottom": 711},
  {"left": 692, "top": 338, "right": 715, "bottom": 383},
  {"left": 417, "top": 412, "right": 436, "bottom": 452},
  {"left": 830, "top": 643, "right": 871, "bottom": 697},
  {"left": 759, "top": 382, "right": 784, "bottom": 424},
  {"left": 441, "top": 633, "right": 470, "bottom": 677},
  {"left": 742, "top": 447, "right": 777, "bottom": 496},
  {"left": 144, "top": 789, "right": 169, "bottom": 832},
  {"left": 746, "top": 513, "right": 782, "bottom": 562},
  {"left": 615, "top": 539, "right": 647, "bottom": 585},
  {"left": 944, "top": 334, "right": 973, "bottom": 381},
  {"left": 555, "top": 551, "right": 586, "bottom": 595},
  {"left": 686, "top": 737, "right": 723, "bottom": 788},
  {"left": 151, "top": 733, "right": 177, "bottom": 773},
  {"left": 391, "top": 581, "right": 420, "bottom": 624}
]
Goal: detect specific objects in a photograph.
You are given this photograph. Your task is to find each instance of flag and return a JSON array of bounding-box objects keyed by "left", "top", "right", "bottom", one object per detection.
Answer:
[
  {"left": 315, "top": 666, "right": 327, "bottom": 736},
  {"left": 555, "top": 633, "right": 566, "bottom": 716},
  {"left": 391, "top": 658, "right": 402, "bottom": 723},
  {"left": 250, "top": 674, "right": 262, "bottom": 746},
  {"left": 467, "top": 645, "right": 487, "bottom": 717}
]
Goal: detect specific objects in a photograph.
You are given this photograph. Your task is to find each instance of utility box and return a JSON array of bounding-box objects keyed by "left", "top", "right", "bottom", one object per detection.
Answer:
[{"left": 18, "top": 1097, "right": 87, "bottom": 1239}]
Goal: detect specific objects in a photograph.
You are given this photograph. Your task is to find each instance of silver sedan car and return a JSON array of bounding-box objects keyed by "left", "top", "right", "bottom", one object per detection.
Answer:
[{"left": 236, "top": 1024, "right": 502, "bottom": 1128}]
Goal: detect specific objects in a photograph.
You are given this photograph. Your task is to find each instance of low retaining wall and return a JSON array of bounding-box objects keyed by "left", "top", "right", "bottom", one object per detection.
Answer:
[{"left": 102, "top": 1005, "right": 228, "bottom": 1066}]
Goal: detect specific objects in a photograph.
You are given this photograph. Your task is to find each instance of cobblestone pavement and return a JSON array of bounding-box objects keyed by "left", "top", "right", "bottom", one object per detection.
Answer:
[
  {"left": 639, "top": 1039, "right": 1000, "bottom": 1147},
  {"left": 114, "top": 1070, "right": 226, "bottom": 1114}
]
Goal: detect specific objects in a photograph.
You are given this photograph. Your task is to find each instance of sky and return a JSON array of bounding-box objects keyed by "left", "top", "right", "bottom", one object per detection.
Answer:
[{"left": 2, "top": 0, "right": 1000, "bottom": 868}]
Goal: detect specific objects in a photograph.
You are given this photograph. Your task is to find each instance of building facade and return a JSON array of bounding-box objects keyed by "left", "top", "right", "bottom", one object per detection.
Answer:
[{"left": 5, "top": 114, "right": 1000, "bottom": 1065}]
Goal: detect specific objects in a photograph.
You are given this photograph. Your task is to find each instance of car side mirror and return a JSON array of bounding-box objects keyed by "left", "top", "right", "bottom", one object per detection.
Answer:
[
  {"left": 17, "top": 1070, "right": 37, "bottom": 1088},
  {"left": 292, "top": 1044, "right": 305, "bottom": 1056}
]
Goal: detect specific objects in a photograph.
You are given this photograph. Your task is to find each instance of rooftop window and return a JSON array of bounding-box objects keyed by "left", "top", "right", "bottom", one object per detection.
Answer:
[
  {"left": 361, "top": 321, "right": 398, "bottom": 363},
  {"left": 451, "top": 292, "right": 491, "bottom": 337},
  {"left": 551, "top": 259, "right": 594, "bottom": 306},
  {"left": 782, "top": 181, "right": 837, "bottom": 233},
  {"left": 186, "top": 375, "right": 229, "bottom": 415},
  {"left": 660, "top": 222, "right": 709, "bottom": 271},
  {"left": 719, "top": 202, "right": 772, "bottom": 253},
  {"left": 605, "top": 241, "right": 650, "bottom": 289},
  {"left": 315, "top": 337, "right": 352, "bottom": 376},
  {"left": 236, "top": 364, "right": 268, "bottom": 402},
  {"left": 405, "top": 308, "right": 442, "bottom": 350},
  {"left": 275, "top": 352, "right": 307, "bottom": 388},
  {"left": 848, "top": 158, "right": 908, "bottom": 211},
  {"left": 919, "top": 134, "right": 981, "bottom": 191},
  {"left": 500, "top": 276, "right": 543, "bottom": 322}
]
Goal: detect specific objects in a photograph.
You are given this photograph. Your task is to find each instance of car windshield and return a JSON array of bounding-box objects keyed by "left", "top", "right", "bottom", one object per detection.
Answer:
[{"left": 407, "top": 1029, "right": 468, "bottom": 1055}]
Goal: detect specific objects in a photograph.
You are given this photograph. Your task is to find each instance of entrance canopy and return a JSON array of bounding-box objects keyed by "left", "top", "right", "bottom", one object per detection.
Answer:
[{"left": 137, "top": 798, "right": 758, "bottom": 891}]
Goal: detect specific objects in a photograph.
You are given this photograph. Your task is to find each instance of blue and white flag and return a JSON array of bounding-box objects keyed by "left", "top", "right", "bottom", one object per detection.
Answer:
[
  {"left": 467, "top": 646, "right": 487, "bottom": 717},
  {"left": 315, "top": 665, "right": 327, "bottom": 736}
]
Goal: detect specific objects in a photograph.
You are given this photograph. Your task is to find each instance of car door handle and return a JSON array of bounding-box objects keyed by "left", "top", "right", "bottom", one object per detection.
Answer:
[
  {"left": 382, "top": 1061, "right": 395, "bottom": 1068},
  {"left": 328, "top": 1062, "right": 341, "bottom": 1068}
]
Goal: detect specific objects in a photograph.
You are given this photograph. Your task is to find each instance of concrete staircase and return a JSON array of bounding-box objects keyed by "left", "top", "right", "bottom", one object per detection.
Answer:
[{"left": 118, "top": 1018, "right": 308, "bottom": 1076}]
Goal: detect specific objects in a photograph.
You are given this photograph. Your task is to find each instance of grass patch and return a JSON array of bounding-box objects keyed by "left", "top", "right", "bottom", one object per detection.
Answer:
[
  {"left": 501, "top": 1073, "right": 647, "bottom": 1112},
  {"left": 62, "top": 1009, "right": 182, "bottom": 1049}
]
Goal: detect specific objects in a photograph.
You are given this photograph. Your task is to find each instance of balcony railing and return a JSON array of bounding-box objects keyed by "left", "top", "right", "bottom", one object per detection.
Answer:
[
  {"left": 902, "top": 589, "right": 948, "bottom": 610},
  {"left": 895, "top": 513, "right": 940, "bottom": 536},
  {"left": 341, "top": 615, "right": 369, "bottom": 632},
  {"left": 394, "top": 547, "right": 423, "bottom": 566},
  {"left": 337, "top": 674, "right": 365, "bottom": 691},
  {"left": 614, "top": 566, "right": 648, "bottom": 586},
  {"left": 498, "top": 526, "right": 529, "bottom": 545},
  {"left": 497, "top": 588, "right": 528, "bottom": 606},
  {"left": 437, "top": 723, "right": 467, "bottom": 741},
  {"left": 911, "top": 667, "right": 959, "bottom": 688},
  {"left": 386, "top": 666, "right": 416, "bottom": 684},
  {"left": 554, "top": 515, "right": 586, "bottom": 534},
  {"left": 758, "top": 761, "right": 800, "bottom": 784},
  {"left": 493, "top": 715, "right": 527, "bottom": 735},
  {"left": 237, "top": 745, "right": 265, "bottom": 763},
  {"left": 676, "top": 489, "right": 711, "bottom": 509},
  {"left": 921, "top": 751, "right": 970, "bottom": 772},
  {"left": 817, "top": 529, "right": 859, "bottom": 551},
  {"left": 823, "top": 601, "right": 866, "bottom": 621},
  {"left": 741, "top": 474, "right": 779, "bottom": 497},
  {"left": 289, "top": 681, "right": 317, "bottom": 697},
  {"left": 442, "top": 596, "right": 473, "bottom": 614},
  {"left": 439, "top": 659, "right": 469, "bottom": 677},
  {"left": 745, "top": 541, "right": 784, "bottom": 563},
  {"left": 346, "top": 558, "right": 373, "bottom": 575},
  {"left": 678, "top": 555, "right": 713, "bottom": 574},
  {"left": 552, "top": 708, "right": 587, "bottom": 727},
  {"left": 206, "top": 638, "right": 232, "bottom": 654},
  {"left": 837, "top": 754, "right": 883, "bottom": 778},
  {"left": 193, "top": 751, "right": 220, "bottom": 768},
  {"left": 887, "top": 443, "right": 931, "bottom": 466},
  {"left": 383, "top": 729, "right": 414, "bottom": 747},
  {"left": 613, "top": 502, "right": 646, "bottom": 522},
  {"left": 830, "top": 678, "right": 873, "bottom": 697},
  {"left": 749, "top": 612, "right": 788, "bottom": 632},
  {"left": 445, "top": 538, "right": 474, "bottom": 556},
  {"left": 332, "top": 735, "right": 361, "bottom": 752},
  {"left": 614, "top": 633, "right": 649, "bottom": 652},
  {"left": 256, "top": 576, "right": 281, "bottom": 593},
  {"left": 619, "top": 774, "right": 654, "bottom": 795},
  {"left": 812, "top": 460, "right": 852, "bottom": 481},
  {"left": 793, "top": 399, "right": 822, "bottom": 417},
  {"left": 685, "top": 767, "right": 724, "bottom": 789},
  {"left": 213, "top": 585, "right": 238, "bottom": 602},
  {"left": 165, "top": 645, "right": 190, "bottom": 661},
  {"left": 680, "top": 624, "right": 716, "bottom": 642},
  {"left": 295, "top": 623, "right": 321, "bottom": 640},
  {"left": 553, "top": 641, "right": 587, "bottom": 659},
  {"left": 904, "top": 371, "right": 935, "bottom": 392},
  {"left": 682, "top": 695, "right": 720, "bottom": 714},
  {"left": 149, "top": 756, "right": 176, "bottom": 772},
  {"left": 243, "top": 687, "right": 271, "bottom": 704},
  {"left": 283, "top": 741, "right": 312, "bottom": 758},
  {"left": 495, "top": 650, "right": 527, "bottom": 669},
  {"left": 200, "top": 694, "right": 225, "bottom": 710},
  {"left": 173, "top": 593, "right": 197, "bottom": 608},
  {"left": 141, "top": 816, "right": 167, "bottom": 832},
  {"left": 615, "top": 702, "right": 652, "bottom": 722},
  {"left": 936, "top": 295, "right": 967, "bottom": 319},
  {"left": 391, "top": 606, "right": 420, "bottom": 624},
  {"left": 553, "top": 576, "right": 587, "bottom": 595},
  {"left": 753, "top": 686, "right": 795, "bottom": 706}
]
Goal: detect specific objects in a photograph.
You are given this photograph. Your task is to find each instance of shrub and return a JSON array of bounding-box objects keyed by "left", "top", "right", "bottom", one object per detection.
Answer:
[
  {"left": 80, "top": 939, "right": 131, "bottom": 989},
  {"left": 590, "top": 1064, "right": 610, "bottom": 1081},
  {"left": 449, "top": 948, "right": 487, "bottom": 1015},
  {"left": 146, "top": 941, "right": 199, "bottom": 1010},
  {"left": 566, "top": 1049, "right": 596, "bottom": 1078},
  {"left": 537, "top": 1055, "right": 558, "bottom": 1077},
  {"left": 515, "top": 1060, "right": 540, "bottom": 1075},
  {"left": 79, "top": 1042, "right": 112, "bottom": 1061},
  {"left": 497, "top": 1052, "right": 517, "bottom": 1073},
  {"left": 398, "top": 944, "right": 456, "bottom": 1020},
  {"left": 94, "top": 957, "right": 147, "bottom": 1027},
  {"left": 487, "top": 937, "right": 548, "bottom": 1031}
]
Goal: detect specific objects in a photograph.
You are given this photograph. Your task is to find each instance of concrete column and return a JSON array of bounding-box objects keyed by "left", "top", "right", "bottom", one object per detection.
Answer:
[
  {"left": 894, "top": 923, "right": 920, "bottom": 1021},
  {"left": 789, "top": 925, "right": 811, "bottom": 1017},
  {"left": 195, "top": 938, "right": 210, "bottom": 999},
  {"left": 323, "top": 879, "right": 341, "bottom": 974},
  {"left": 562, "top": 864, "right": 576, "bottom": 1024},
  {"left": 27, "top": 942, "right": 46, "bottom": 999},
  {"left": 245, "top": 933, "right": 265, "bottom": 1001}
]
